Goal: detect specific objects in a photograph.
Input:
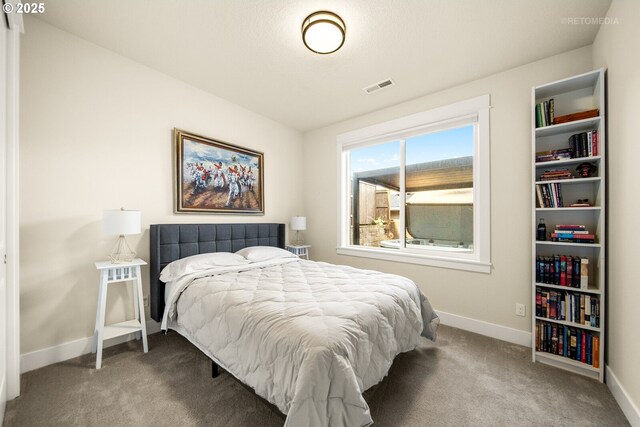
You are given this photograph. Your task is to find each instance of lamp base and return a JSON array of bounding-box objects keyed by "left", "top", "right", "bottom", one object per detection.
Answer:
[
  {"left": 108, "top": 235, "right": 136, "bottom": 263},
  {"left": 293, "top": 230, "right": 305, "bottom": 246}
]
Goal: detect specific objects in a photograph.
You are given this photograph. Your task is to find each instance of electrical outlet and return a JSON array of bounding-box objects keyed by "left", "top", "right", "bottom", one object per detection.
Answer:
[
  {"left": 143, "top": 295, "right": 149, "bottom": 307},
  {"left": 515, "top": 303, "right": 526, "bottom": 317}
]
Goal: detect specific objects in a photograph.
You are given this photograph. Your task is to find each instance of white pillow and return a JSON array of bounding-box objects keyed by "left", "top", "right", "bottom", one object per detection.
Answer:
[
  {"left": 235, "top": 246, "right": 297, "bottom": 263},
  {"left": 160, "top": 252, "right": 249, "bottom": 283}
]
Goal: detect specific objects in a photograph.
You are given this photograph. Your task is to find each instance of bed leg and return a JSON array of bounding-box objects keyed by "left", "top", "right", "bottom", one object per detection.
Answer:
[{"left": 212, "top": 360, "right": 220, "bottom": 378}]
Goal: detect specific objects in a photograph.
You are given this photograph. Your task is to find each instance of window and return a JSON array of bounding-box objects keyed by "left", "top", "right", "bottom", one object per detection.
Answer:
[{"left": 337, "top": 95, "right": 491, "bottom": 273}]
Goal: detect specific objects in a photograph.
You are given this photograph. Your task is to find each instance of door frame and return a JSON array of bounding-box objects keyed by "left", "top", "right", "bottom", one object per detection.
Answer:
[{"left": 5, "top": 6, "right": 23, "bottom": 400}]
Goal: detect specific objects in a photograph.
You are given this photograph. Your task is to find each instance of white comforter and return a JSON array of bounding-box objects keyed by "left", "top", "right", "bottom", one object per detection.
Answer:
[{"left": 162, "top": 258, "right": 439, "bottom": 427}]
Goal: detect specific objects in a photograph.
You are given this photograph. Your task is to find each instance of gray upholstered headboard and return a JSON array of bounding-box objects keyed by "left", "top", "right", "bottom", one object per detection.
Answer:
[{"left": 149, "top": 223, "right": 285, "bottom": 322}]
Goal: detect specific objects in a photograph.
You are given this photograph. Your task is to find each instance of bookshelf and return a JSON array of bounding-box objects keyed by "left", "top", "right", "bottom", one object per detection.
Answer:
[{"left": 531, "top": 69, "right": 606, "bottom": 382}]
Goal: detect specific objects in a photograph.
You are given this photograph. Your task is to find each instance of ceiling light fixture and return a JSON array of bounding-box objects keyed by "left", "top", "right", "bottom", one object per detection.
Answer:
[{"left": 301, "top": 11, "right": 345, "bottom": 54}]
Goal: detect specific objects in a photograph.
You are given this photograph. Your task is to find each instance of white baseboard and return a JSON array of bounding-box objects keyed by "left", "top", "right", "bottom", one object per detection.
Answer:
[
  {"left": 435, "top": 310, "right": 531, "bottom": 347},
  {"left": 606, "top": 365, "right": 640, "bottom": 427},
  {"left": 20, "top": 320, "right": 161, "bottom": 374}
]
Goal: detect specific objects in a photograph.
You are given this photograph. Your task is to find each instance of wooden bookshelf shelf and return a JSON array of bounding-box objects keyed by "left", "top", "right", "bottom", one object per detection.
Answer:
[
  {"left": 531, "top": 69, "right": 606, "bottom": 382},
  {"left": 534, "top": 351, "right": 600, "bottom": 373},
  {"left": 535, "top": 116, "right": 601, "bottom": 137},
  {"left": 535, "top": 207, "right": 601, "bottom": 211},
  {"left": 535, "top": 156, "right": 601, "bottom": 168},
  {"left": 535, "top": 177, "right": 601, "bottom": 186},
  {"left": 535, "top": 282, "right": 602, "bottom": 295},
  {"left": 536, "top": 241, "right": 601, "bottom": 248},
  {"left": 534, "top": 69, "right": 600, "bottom": 98},
  {"left": 535, "top": 316, "right": 600, "bottom": 332}
]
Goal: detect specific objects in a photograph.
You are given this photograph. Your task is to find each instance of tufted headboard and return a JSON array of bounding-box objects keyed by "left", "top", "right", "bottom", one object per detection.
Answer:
[{"left": 149, "top": 223, "right": 285, "bottom": 322}]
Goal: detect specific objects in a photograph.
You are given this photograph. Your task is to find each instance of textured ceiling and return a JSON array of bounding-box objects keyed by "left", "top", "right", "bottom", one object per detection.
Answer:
[{"left": 35, "top": 0, "right": 611, "bottom": 131}]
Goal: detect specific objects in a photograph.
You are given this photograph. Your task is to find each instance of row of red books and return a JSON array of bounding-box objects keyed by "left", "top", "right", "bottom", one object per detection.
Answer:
[
  {"left": 536, "top": 255, "right": 589, "bottom": 288},
  {"left": 536, "top": 321, "right": 600, "bottom": 368}
]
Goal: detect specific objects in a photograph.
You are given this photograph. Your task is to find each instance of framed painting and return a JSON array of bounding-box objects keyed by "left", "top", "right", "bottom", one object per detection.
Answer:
[{"left": 175, "top": 129, "right": 264, "bottom": 214}]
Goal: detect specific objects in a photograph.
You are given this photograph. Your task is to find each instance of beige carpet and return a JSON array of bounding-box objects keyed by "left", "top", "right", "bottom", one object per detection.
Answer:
[{"left": 4, "top": 325, "right": 629, "bottom": 427}]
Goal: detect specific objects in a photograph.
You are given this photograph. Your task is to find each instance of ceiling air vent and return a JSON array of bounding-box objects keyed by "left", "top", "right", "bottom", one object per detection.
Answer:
[{"left": 364, "top": 78, "right": 395, "bottom": 94}]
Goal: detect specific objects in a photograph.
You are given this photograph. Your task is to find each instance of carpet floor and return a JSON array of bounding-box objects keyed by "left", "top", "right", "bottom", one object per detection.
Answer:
[{"left": 4, "top": 325, "right": 629, "bottom": 427}]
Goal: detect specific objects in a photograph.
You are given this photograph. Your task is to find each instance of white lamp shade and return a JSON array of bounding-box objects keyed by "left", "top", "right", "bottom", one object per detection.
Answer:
[
  {"left": 103, "top": 209, "right": 141, "bottom": 235},
  {"left": 290, "top": 216, "right": 307, "bottom": 231}
]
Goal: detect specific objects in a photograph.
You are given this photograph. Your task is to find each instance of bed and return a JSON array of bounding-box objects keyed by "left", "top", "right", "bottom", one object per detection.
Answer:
[{"left": 150, "top": 223, "right": 439, "bottom": 427}]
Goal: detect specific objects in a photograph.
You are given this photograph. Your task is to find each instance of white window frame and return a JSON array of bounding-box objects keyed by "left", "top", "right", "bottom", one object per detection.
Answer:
[{"left": 336, "top": 95, "right": 491, "bottom": 273}]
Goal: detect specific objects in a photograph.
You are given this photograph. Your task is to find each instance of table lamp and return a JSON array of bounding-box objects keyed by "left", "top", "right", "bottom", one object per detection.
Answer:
[
  {"left": 290, "top": 216, "right": 307, "bottom": 245},
  {"left": 103, "top": 208, "right": 141, "bottom": 263}
]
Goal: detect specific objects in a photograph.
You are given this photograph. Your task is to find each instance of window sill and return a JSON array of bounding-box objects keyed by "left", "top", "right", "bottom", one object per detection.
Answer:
[{"left": 336, "top": 246, "right": 491, "bottom": 274}]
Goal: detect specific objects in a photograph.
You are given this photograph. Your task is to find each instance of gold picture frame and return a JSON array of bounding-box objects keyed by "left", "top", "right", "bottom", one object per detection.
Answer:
[{"left": 174, "top": 128, "right": 264, "bottom": 214}]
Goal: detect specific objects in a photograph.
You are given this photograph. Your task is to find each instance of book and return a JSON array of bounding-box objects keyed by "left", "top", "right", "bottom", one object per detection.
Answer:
[
  {"left": 593, "top": 336, "right": 600, "bottom": 368},
  {"left": 549, "top": 98, "right": 555, "bottom": 124},
  {"left": 580, "top": 133, "right": 588, "bottom": 158},
  {"left": 580, "top": 258, "right": 589, "bottom": 289},
  {"left": 545, "top": 291, "right": 551, "bottom": 318},
  {"left": 555, "top": 183, "right": 563, "bottom": 207},
  {"left": 550, "top": 184, "right": 558, "bottom": 208},
  {"left": 551, "top": 233, "right": 595, "bottom": 243},
  {"left": 556, "top": 224, "right": 587, "bottom": 230},
  {"left": 553, "top": 233, "right": 576, "bottom": 239},
  {"left": 569, "top": 134, "right": 578, "bottom": 158},
  {"left": 573, "top": 257, "right": 580, "bottom": 288},
  {"left": 540, "top": 185, "right": 549, "bottom": 207},
  {"left": 536, "top": 185, "right": 544, "bottom": 208},
  {"left": 552, "top": 230, "right": 589, "bottom": 235},
  {"left": 544, "top": 257, "right": 551, "bottom": 283},
  {"left": 573, "top": 236, "right": 596, "bottom": 244}
]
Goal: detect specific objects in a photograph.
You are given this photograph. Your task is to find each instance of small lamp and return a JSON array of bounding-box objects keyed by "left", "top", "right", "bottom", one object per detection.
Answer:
[
  {"left": 103, "top": 208, "right": 141, "bottom": 263},
  {"left": 290, "top": 216, "right": 307, "bottom": 246}
]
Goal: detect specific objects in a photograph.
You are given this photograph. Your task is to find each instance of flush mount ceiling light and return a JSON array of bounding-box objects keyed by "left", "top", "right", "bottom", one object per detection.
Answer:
[{"left": 301, "top": 11, "right": 346, "bottom": 54}]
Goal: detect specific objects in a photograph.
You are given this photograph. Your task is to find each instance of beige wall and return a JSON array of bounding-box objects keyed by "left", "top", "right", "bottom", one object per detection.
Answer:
[
  {"left": 302, "top": 46, "right": 593, "bottom": 333},
  {"left": 592, "top": 0, "right": 640, "bottom": 412},
  {"left": 19, "top": 17, "right": 303, "bottom": 353}
]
